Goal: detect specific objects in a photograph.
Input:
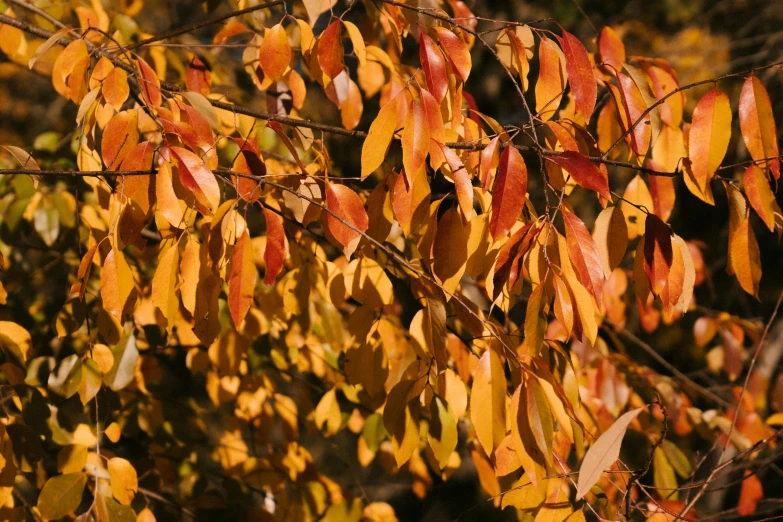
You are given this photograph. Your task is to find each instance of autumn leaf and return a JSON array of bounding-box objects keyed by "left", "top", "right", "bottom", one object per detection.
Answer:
[
  {"left": 229, "top": 230, "right": 257, "bottom": 327},
  {"left": 136, "top": 57, "right": 161, "bottom": 107},
  {"left": 37, "top": 472, "right": 87, "bottom": 520},
  {"left": 259, "top": 23, "right": 291, "bottom": 81},
  {"left": 263, "top": 207, "right": 286, "bottom": 284},
  {"left": 434, "top": 27, "right": 471, "bottom": 82},
  {"left": 101, "top": 248, "right": 134, "bottom": 318},
  {"left": 643, "top": 213, "right": 673, "bottom": 298},
  {"left": 536, "top": 37, "right": 567, "bottom": 121},
  {"left": 687, "top": 89, "right": 731, "bottom": 202},
  {"left": 547, "top": 151, "right": 610, "bottom": 199},
  {"left": 420, "top": 32, "right": 448, "bottom": 102},
  {"left": 168, "top": 146, "right": 220, "bottom": 215},
  {"left": 324, "top": 183, "right": 369, "bottom": 258},
  {"left": 576, "top": 407, "right": 644, "bottom": 499},
  {"left": 744, "top": 164, "right": 781, "bottom": 232},
  {"left": 490, "top": 145, "right": 528, "bottom": 240},
  {"left": 729, "top": 217, "right": 761, "bottom": 297},
  {"left": 470, "top": 348, "right": 506, "bottom": 457},
  {"left": 102, "top": 110, "right": 139, "bottom": 170},
  {"left": 318, "top": 20, "right": 344, "bottom": 79},
  {"left": 563, "top": 208, "right": 605, "bottom": 302},
  {"left": 739, "top": 75, "right": 780, "bottom": 180},
  {"left": 559, "top": 29, "right": 596, "bottom": 119},
  {"left": 361, "top": 96, "right": 399, "bottom": 179},
  {"left": 402, "top": 97, "right": 430, "bottom": 183}
]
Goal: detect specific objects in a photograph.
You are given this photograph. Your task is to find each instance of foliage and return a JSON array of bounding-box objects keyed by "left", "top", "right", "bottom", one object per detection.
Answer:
[{"left": 0, "top": 0, "right": 782, "bottom": 521}]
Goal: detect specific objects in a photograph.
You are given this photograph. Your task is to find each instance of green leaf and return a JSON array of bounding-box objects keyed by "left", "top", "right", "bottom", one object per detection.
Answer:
[{"left": 37, "top": 472, "right": 87, "bottom": 520}]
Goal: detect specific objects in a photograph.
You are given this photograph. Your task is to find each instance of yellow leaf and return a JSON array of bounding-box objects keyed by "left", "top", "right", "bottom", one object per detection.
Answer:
[
  {"left": 432, "top": 207, "right": 468, "bottom": 297},
  {"left": 151, "top": 243, "right": 179, "bottom": 330},
  {"left": 100, "top": 248, "right": 135, "bottom": 318},
  {"left": 470, "top": 347, "right": 506, "bottom": 457},
  {"left": 361, "top": 96, "right": 399, "bottom": 179},
  {"left": 620, "top": 175, "right": 653, "bottom": 240},
  {"left": 314, "top": 388, "right": 342, "bottom": 436},
  {"left": 108, "top": 457, "right": 138, "bottom": 505}
]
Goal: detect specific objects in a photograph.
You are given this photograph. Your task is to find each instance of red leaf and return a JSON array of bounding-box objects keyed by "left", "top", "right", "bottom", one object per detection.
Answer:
[
  {"left": 186, "top": 56, "right": 211, "bottom": 95},
  {"left": 420, "top": 32, "right": 448, "bottom": 102},
  {"left": 643, "top": 213, "right": 673, "bottom": 297},
  {"left": 169, "top": 146, "right": 220, "bottom": 215},
  {"left": 490, "top": 145, "right": 528, "bottom": 240},
  {"left": 433, "top": 27, "right": 471, "bottom": 82},
  {"left": 547, "top": 151, "right": 610, "bottom": 199},
  {"left": 263, "top": 207, "right": 286, "bottom": 285},
  {"left": 563, "top": 209, "right": 605, "bottom": 303},
  {"left": 324, "top": 183, "right": 369, "bottom": 258},
  {"left": 232, "top": 138, "right": 266, "bottom": 203},
  {"left": 318, "top": 20, "right": 344, "bottom": 79},
  {"left": 559, "top": 29, "right": 597, "bottom": 119}
]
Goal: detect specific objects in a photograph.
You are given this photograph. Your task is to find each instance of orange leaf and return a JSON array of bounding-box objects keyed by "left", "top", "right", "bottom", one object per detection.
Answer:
[
  {"left": 438, "top": 143, "right": 473, "bottom": 220},
  {"left": 392, "top": 169, "right": 430, "bottom": 237},
  {"left": 597, "top": 26, "right": 625, "bottom": 71},
  {"left": 643, "top": 213, "right": 673, "bottom": 298},
  {"left": 559, "top": 29, "right": 596, "bottom": 119},
  {"left": 576, "top": 407, "right": 644, "bottom": 499},
  {"left": 259, "top": 23, "right": 291, "bottom": 81},
  {"left": 401, "top": 97, "right": 430, "bottom": 182},
  {"left": 563, "top": 209, "right": 605, "bottom": 303},
  {"left": 744, "top": 164, "right": 781, "bottom": 232},
  {"left": 102, "top": 67, "right": 129, "bottom": 110},
  {"left": 228, "top": 230, "right": 257, "bottom": 327},
  {"left": 479, "top": 136, "right": 501, "bottom": 192},
  {"left": 136, "top": 57, "right": 161, "bottom": 107},
  {"left": 737, "top": 471, "right": 763, "bottom": 516},
  {"left": 169, "top": 146, "right": 220, "bottom": 215},
  {"left": 420, "top": 32, "right": 448, "bottom": 102},
  {"left": 535, "top": 37, "right": 566, "bottom": 121},
  {"left": 263, "top": 207, "right": 286, "bottom": 285},
  {"left": 434, "top": 27, "right": 471, "bottom": 82},
  {"left": 324, "top": 183, "right": 369, "bottom": 258},
  {"left": 616, "top": 70, "right": 650, "bottom": 157},
  {"left": 547, "top": 151, "right": 610, "bottom": 199},
  {"left": 687, "top": 89, "right": 731, "bottom": 198},
  {"left": 101, "top": 248, "right": 134, "bottom": 318},
  {"left": 730, "top": 218, "right": 761, "bottom": 298},
  {"left": 186, "top": 55, "right": 211, "bottom": 95},
  {"left": 489, "top": 145, "right": 528, "bottom": 240},
  {"left": 739, "top": 75, "right": 780, "bottom": 180},
  {"left": 101, "top": 110, "right": 139, "bottom": 170},
  {"left": 432, "top": 207, "right": 468, "bottom": 296},
  {"left": 317, "top": 20, "right": 344, "bottom": 79},
  {"left": 232, "top": 138, "right": 265, "bottom": 203}
]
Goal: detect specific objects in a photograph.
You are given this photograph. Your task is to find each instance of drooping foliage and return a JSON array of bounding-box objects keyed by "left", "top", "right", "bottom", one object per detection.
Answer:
[{"left": 0, "top": 1, "right": 781, "bottom": 521}]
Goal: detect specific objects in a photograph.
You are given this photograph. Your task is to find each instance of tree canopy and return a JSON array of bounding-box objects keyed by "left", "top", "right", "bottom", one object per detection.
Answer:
[{"left": 0, "top": 0, "right": 782, "bottom": 521}]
